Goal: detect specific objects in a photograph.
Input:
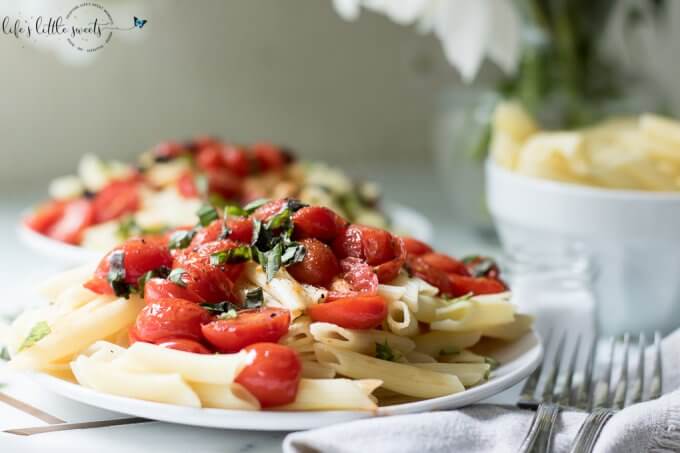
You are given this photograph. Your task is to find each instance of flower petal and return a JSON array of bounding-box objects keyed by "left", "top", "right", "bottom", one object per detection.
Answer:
[{"left": 485, "top": 0, "right": 522, "bottom": 75}]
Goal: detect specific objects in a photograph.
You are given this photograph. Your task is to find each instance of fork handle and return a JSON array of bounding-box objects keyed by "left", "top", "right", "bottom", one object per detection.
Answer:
[
  {"left": 569, "top": 408, "right": 615, "bottom": 453},
  {"left": 518, "top": 403, "right": 560, "bottom": 453}
]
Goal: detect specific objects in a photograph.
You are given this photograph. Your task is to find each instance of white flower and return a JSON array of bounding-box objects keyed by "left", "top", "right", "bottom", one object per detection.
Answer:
[{"left": 331, "top": 0, "right": 522, "bottom": 82}]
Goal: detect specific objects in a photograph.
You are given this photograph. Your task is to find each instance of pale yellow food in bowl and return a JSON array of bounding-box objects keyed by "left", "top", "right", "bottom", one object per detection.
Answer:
[{"left": 490, "top": 101, "right": 680, "bottom": 192}]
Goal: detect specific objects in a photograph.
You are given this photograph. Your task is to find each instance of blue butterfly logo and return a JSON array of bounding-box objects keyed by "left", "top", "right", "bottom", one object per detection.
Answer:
[{"left": 134, "top": 16, "right": 147, "bottom": 29}]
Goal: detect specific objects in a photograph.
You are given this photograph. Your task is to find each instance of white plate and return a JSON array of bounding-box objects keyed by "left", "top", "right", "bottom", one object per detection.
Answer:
[
  {"left": 34, "top": 331, "right": 541, "bottom": 431},
  {"left": 17, "top": 203, "right": 434, "bottom": 266}
]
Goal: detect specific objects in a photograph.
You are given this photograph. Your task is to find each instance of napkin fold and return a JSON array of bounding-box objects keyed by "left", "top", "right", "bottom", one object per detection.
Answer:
[{"left": 284, "top": 330, "right": 680, "bottom": 453}]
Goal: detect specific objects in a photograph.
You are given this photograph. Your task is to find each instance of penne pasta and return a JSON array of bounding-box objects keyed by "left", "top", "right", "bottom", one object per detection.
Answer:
[
  {"left": 37, "top": 264, "right": 95, "bottom": 301},
  {"left": 309, "top": 322, "right": 415, "bottom": 355},
  {"left": 482, "top": 314, "right": 534, "bottom": 341},
  {"left": 385, "top": 300, "right": 420, "bottom": 337},
  {"left": 191, "top": 382, "right": 260, "bottom": 410},
  {"left": 439, "top": 349, "right": 487, "bottom": 364},
  {"left": 431, "top": 294, "right": 515, "bottom": 332},
  {"left": 276, "top": 378, "right": 380, "bottom": 411},
  {"left": 412, "top": 363, "right": 490, "bottom": 387},
  {"left": 377, "top": 284, "right": 407, "bottom": 302},
  {"left": 413, "top": 331, "right": 482, "bottom": 357},
  {"left": 314, "top": 344, "right": 465, "bottom": 398},
  {"left": 301, "top": 360, "right": 337, "bottom": 379}
]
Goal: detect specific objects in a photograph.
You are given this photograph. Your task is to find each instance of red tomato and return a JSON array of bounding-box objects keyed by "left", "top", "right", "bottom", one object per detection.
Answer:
[
  {"left": 405, "top": 255, "right": 455, "bottom": 296},
  {"left": 192, "top": 136, "right": 221, "bottom": 151},
  {"left": 206, "top": 168, "right": 242, "bottom": 200},
  {"left": 401, "top": 237, "right": 433, "bottom": 256},
  {"left": 85, "top": 238, "right": 173, "bottom": 294},
  {"left": 339, "top": 257, "right": 378, "bottom": 293},
  {"left": 421, "top": 253, "right": 469, "bottom": 276},
  {"left": 46, "top": 198, "right": 95, "bottom": 245},
  {"left": 251, "top": 199, "right": 287, "bottom": 222},
  {"left": 292, "top": 206, "right": 347, "bottom": 242},
  {"left": 153, "top": 141, "right": 185, "bottom": 160},
  {"left": 307, "top": 295, "right": 387, "bottom": 329},
  {"left": 196, "top": 145, "right": 224, "bottom": 171},
  {"left": 128, "top": 326, "right": 142, "bottom": 345},
  {"left": 177, "top": 171, "right": 199, "bottom": 198},
  {"left": 143, "top": 278, "right": 204, "bottom": 303},
  {"left": 235, "top": 343, "right": 301, "bottom": 408},
  {"left": 191, "top": 217, "right": 253, "bottom": 247},
  {"left": 221, "top": 145, "right": 251, "bottom": 177},
  {"left": 92, "top": 179, "right": 140, "bottom": 223},
  {"left": 447, "top": 275, "right": 507, "bottom": 296},
  {"left": 201, "top": 308, "right": 291, "bottom": 353},
  {"left": 332, "top": 225, "right": 395, "bottom": 266},
  {"left": 287, "top": 238, "right": 340, "bottom": 287},
  {"left": 251, "top": 142, "right": 287, "bottom": 172},
  {"left": 135, "top": 298, "right": 211, "bottom": 343},
  {"left": 157, "top": 338, "right": 212, "bottom": 354},
  {"left": 24, "top": 200, "right": 65, "bottom": 234},
  {"left": 374, "top": 236, "right": 406, "bottom": 283}
]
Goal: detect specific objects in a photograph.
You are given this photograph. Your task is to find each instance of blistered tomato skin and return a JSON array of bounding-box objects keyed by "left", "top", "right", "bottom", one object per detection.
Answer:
[
  {"left": 401, "top": 237, "right": 433, "bottom": 256},
  {"left": 134, "top": 298, "right": 211, "bottom": 343},
  {"left": 292, "top": 206, "right": 347, "bottom": 242},
  {"left": 92, "top": 179, "right": 140, "bottom": 223},
  {"left": 46, "top": 198, "right": 95, "bottom": 245},
  {"left": 143, "top": 278, "right": 204, "bottom": 304},
  {"left": 252, "top": 199, "right": 287, "bottom": 222},
  {"left": 287, "top": 238, "right": 340, "bottom": 287},
  {"left": 333, "top": 225, "right": 395, "bottom": 266},
  {"left": 201, "top": 308, "right": 291, "bottom": 353},
  {"left": 447, "top": 275, "right": 506, "bottom": 297},
  {"left": 235, "top": 343, "right": 302, "bottom": 408},
  {"left": 24, "top": 200, "right": 65, "bottom": 234},
  {"left": 421, "top": 253, "right": 469, "bottom": 276},
  {"left": 307, "top": 295, "right": 388, "bottom": 329}
]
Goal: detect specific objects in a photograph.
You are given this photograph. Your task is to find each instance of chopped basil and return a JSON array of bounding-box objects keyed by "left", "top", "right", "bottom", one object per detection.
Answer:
[
  {"left": 285, "top": 198, "right": 308, "bottom": 213},
  {"left": 281, "top": 242, "right": 306, "bottom": 266},
  {"left": 217, "top": 309, "right": 238, "bottom": 320},
  {"left": 201, "top": 301, "right": 239, "bottom": 314},
  {"left": 257, "top": 241, "right": 283, "bottom": 282},
  {"left": 224, "top": 204, "right": 248, "bottom": 218},
  {"left": 250, "top": 219, "right": 262, "bottom": 246},
  {"left": 462, "top": 255, "right": 498, "bottom": 278},
  {"left": 243, "top": 198, "right": 269, "bottom": 213},
  {"left": 196, "top": 204, "right": 219, "bottom": 227},
  {"left": 137, "top": 270, "right": 155, "bottom": 293},
  {"left": 265, "top": 206, "right": 291, "bottom": 231},
  {"left": 244, "top": 288, "right": 264, "bottom": 308},
  {"left": 0, "top": 346, "right": 10, "bottom": 361},
  {"left": 18, "top": 321, "right": 51, "bottom": 352},
  {"left": 107, "top": 250, "right": 131, "bottom": 298},
  {"left": 168, "top": 268, "right": 188, "bottom": 287},
  {"left": 218, "top": 224, "right": 232, "bottom": 240},
  {"left": 210, "top": 246, "right": 253, "bottom": 265},
  {"left": 375, "top": 340, "right": 399, "bottom": 362},
  {"left": 116, "top": 216, "right": 138, "bottom": 241},
  {"left": 208, "top": 193, "right": 228, "bottom": 210},
  {"left": 168, "top": 229, "right": 196, "bottom": 250},
  {"left": 484, "top": 356, "right": 500, "bottom": 370}
]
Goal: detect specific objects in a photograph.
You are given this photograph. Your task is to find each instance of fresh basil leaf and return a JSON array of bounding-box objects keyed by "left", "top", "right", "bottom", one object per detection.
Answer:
[
  {"left": 243, "top": 198, "right": 269, "bottom": 213},
  {"left": 250, "top": 219, "right": 262, "bottom": 246},
  {"left": 265, "top": 207, "right": 291, "bottom": 231},
  {"left": 244, "top": 288, "right": 264, "bottom": 308},
  {"left": 201, "top": 301, "right": 239, "bottom": 314},
  {"left": 116, "top": 216, "right": 137, "bottom": 241},
  {"left": 107, "top": 250, "right": 131, "bottom": 298},
  {"left": 285, "top": 199, "right": 308, "bottom": 213},
  {"left": 137, "top": 270, "right": 155, "bottom": 293},
  {"left": 462, "top": 255, "right": 498, "bottom": 278},
  {"left": 18, "top": 321, "right": 51, "bottom": 352},
  {"left": 224, "top": 204, "right": 247, "bottom": 218},
  {"left": 218, "top": 224, "right": 232, "bottom": 240},
  {"left": 281, "top": 242, "right": 306, "bottom": 266},
  {"left": 375, "top": 340, "right": 399, "bottom": 362},
  {"left": 208, "top": 193, "right": 228, "bottom": 210},
  {"left": 0, "top": 346, "right": 10, "bottom": 361},
  {"left": 484, "top": 356, "right": 500, "bottom": 370},
  {"left": 217, "top": 309, "right": 238, "bottom": 320},
  {"left": 196, "top": 204, "right": 219, "bottom": 227},
  {"left": 168, "top": 229, "right": 196, "bottom": 250},
  {"left": 262, "top": 242, "right": 283, "bottom": 282},
  {"left": 210, "top": 246, "right": 253, "bottom": 265},
  {"left": 168, "top": 268, "right": 188, "bottom": 287}
]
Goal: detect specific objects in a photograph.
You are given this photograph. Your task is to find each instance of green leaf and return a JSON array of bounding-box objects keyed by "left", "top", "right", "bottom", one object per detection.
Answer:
[
  {"left": 224, "top": 204, "right": 247, "bottom": 218},
  {"left": 262, "top": 242, "right": 283, "bottom": 282},
  {"left": 265, "top": 206, "right": 291, "bottom": 231},
  {"left": 243, "top": 198, "right": 269, "bottom": 213},
  {"left": 168, "top": 229, "right": 196, "bottom": 250},
  {"left": 244, "top": 288, "right": 264, "bottom": 309},
  {"left": 250, "top": 219, "right": 262, "bottom": 246},
  {"left": 168, "top": 268, "right": 188, "bottom": 287},
  {"left": 484, "top": 356, "right": 500, "bottom": 370},
  {"left": 461, "top": 255, "right": 498, "bottom": 278},
  {"left": 210, "top": 246, "right": 253, "bottom": 265},
  {"left": 281, "top": 242, "right": 306, "bottom": 266},
  {"left": 201, "top": 301, "right": 239, "bottom": 314},
  {"left": 375, "top": 340, "right": 399, "bottom": 362},
  {"left": 18, "top": 321, "right": 51, "bottom": 352},
  {"left": 116, "top": 216, "right": 137, "bottom": 241},
  {"left": 217, "top": 309, "right": 238, "bottom": 320},
  {"left": 196, "top": 204, "right": 219, "bottom": 227},
  {"left": 285, "top": 199, "right": 308, "bottom": 213},
  {"left": 107, "top": 250, "right": 131, "bottom": 298}
]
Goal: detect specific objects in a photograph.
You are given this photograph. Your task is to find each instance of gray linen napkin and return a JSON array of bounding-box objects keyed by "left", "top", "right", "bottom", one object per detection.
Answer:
[{"left": 284, "top": 330, "right": 680, "bottom": 453}]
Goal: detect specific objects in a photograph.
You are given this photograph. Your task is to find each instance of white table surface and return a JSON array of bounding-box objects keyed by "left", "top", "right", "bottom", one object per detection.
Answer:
[{"left": 0, "top": 167, "right": 537, "bottom": 453}]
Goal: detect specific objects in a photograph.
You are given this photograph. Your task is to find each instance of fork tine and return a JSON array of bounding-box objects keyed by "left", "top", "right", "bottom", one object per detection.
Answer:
[
  {"left": 629, "top": 333, "right": 646, "bottom": 405},
  {"left": 612, "top": 332, "right": 630, "bottom": 409},
  {"left": 559, "top": 334, "right": 581, "bottom": 406},
  {"left": 649, "top": 331, "right": 662, "bottom": 400},
  {"left": 575, "top": 335, "right": 598, "bottom": 410},
  {"left": 518, "top": 331, "right": 553, "bottom": 408},
  {"left": 591, "top": 337, "right": 615, "bottom": 410},
  {"left": 542, "top": 331, "right": 567, "bottom": 403}
]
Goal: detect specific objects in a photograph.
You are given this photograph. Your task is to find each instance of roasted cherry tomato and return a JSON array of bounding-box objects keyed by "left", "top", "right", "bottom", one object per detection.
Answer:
[
  {"left": 235, "top": 343, "right": 301, "bottom": 408},
  {"left": 421, "top": 252, "right": 469, "bottom": 276},
  {"left": 401, "top": 237, "right": 433, "bottom": 256},
  {"left": 221, "top": 145, "right": 251, "bottom": 177},
  {"left": 251, "top": 199, "right": 287, "bottom": 222},
  {"left": 92, "top": 179, "right": 140, "bottom": 223},
  {"left": 85, "top": 238, "right": 173, "bottom": 294},
  {"left": 196, "top": 145, "right": 224, "bottom": 171},
  {"left": 177, "top": 171, "right": 199, "bottom": 198},
  {"left": 201, "top": 308, "right": 291, "bottom": 353},
  {"left": 134, "top": 298, "right": 211, "bottom": 343},
  {"left": 156, "top": 338, "right": 212, "bottom": 354},
  {"left": 46, "top": 198, "right": 95, "bottom": 245},
  {"left": 251, "top": 143, "right": 287, "bottom": 172},
  {"left": 206, "top": 168, "right": 242, "bottom": 200},
  {"left": 192, "top": 136, "right": 221, "bottom": 151},
  {"left": 24, "top": 200, "right": 65, "bottom": 234},
  {"left": 463, "top": 256, "right": 501, "bottom": 279},
  {"left": 405, "top": 255, "right": 455, "bottom": 296},
  {"left": 447, "top": 275, "right": 506, "bottom": 296},
  {"left": 190, "top": 218, "right": 253, "bottom": 247},
  {"left": 332, "top": 225, "right": 395, "bottom": 266},
  {"left": 373, "top": 236, "right": 406, "bottom": 283},
  {"left": 307, "top": 295, "right": 387, "bottom": 329},
  {"left": 292, "top": 206, "right": 347, "bottom": 242},
  {"left": 338, "top": 257, "right": 378, "bottom": 293},
  {"left": 153, "top": 141, "right": 185, "bottom": 160},
  {"left": 287, "top": 238, "right": 340, "bottom": 287},
  {"left": 143, "top": 277, "right": 204, "bottom": 303}
]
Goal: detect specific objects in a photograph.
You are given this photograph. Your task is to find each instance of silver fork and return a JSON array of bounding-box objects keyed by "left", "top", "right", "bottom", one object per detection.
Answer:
[{"left": 569, "top": 331, "right": 663, "bottom": 453}]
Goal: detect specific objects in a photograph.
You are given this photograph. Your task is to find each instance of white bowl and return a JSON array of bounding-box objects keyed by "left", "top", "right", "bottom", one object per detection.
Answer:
[{"left": 486, "top": 159, "right": 680, "bottom": 336}]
